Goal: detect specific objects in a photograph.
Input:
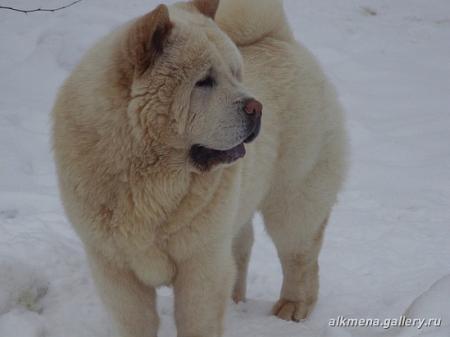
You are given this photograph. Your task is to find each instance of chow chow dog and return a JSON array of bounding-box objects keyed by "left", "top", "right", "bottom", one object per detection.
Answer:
[{"left": 52, "top": 0, "right": 347, "bottom": 336}]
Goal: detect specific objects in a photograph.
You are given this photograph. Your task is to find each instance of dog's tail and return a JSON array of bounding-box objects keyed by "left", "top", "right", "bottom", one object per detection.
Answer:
[{"left": 216, "top": 0, "right": 292, "bottom": 46}]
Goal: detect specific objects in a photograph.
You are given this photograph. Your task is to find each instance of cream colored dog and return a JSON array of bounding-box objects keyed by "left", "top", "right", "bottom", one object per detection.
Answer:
[{"left": 52, "top": 0, "right": 347, "bottom": 336}]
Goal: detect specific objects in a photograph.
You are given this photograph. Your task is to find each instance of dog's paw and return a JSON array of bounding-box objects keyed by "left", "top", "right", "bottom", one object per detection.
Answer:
[{"left": 272, "top": 299, "right": 313, "bottom": 322}]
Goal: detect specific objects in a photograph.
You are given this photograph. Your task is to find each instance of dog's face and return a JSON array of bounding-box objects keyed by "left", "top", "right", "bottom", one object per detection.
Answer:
[{"left": 123, "top": 1, "right": 262, "bottom": 171}]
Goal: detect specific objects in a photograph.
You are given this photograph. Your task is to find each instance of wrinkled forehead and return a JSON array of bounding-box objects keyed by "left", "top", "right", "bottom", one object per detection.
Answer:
[{"left": 168, "top": 5, "right": 243, "bottom": 72}]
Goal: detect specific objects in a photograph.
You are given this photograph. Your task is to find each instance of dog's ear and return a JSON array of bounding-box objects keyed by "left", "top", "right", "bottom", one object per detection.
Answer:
[
  {"left": 125, "top": 4, "right": 173, "bottom": 74},
  {"left": 193, "top": 0, "right": 220, "bottom": 19}
]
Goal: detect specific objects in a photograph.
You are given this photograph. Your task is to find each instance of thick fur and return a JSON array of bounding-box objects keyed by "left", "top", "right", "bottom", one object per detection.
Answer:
[
  {"left": 52, "top": 1, "right": 347, "bottom": 336},
  {"left": 216, "top": 0, "right": 292, "bottom": 45}
]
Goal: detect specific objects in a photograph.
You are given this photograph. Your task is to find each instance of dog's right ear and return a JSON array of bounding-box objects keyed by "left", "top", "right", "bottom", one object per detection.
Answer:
[
  {"left": 193, "top": 0, "right": 220, "bottom": 19},
  {"left": 124, "top": 4, "right": 173, "bottom": 74}
]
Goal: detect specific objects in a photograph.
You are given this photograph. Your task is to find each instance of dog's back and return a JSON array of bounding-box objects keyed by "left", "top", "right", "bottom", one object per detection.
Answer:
[{"left": 217, "top": 0, "right": 346, "bottom": 217}]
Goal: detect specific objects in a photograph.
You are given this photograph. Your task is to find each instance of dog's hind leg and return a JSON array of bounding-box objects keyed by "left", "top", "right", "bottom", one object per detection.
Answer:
[
  {"left": 232, "top": 220, "right": 254, "bottom": 303},
  {"left": 261, "top": 157, "right": 341, "bottom": 322}
]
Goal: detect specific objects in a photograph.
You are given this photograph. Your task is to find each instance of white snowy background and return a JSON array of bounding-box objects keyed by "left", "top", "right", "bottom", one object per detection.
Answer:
[{"left": 1, "top": 0, "right": 450, "bottom": 336}]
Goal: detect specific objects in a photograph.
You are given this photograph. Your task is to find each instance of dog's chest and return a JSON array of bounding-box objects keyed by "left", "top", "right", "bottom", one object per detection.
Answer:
[{"left": 113, "top": 223, "right": 177, "bottom": 287}]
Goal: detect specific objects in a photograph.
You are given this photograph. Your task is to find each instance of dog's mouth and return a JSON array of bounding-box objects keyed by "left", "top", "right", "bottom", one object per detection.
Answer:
[{"left": 190, "top": 122, "right": 261, "bottom": 171}]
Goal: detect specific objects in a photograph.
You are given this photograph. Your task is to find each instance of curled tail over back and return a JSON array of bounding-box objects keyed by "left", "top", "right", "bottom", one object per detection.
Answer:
[{"left": 215, "top": 0, "right": 293, "bottom": 46}]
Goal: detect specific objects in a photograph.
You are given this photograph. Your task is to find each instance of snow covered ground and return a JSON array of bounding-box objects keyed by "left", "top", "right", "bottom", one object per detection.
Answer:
[{"left": 1, "top": 0, "right": 450, "bottom": 336}]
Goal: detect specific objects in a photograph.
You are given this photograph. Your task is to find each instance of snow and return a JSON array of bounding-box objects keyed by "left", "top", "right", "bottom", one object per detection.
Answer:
[{"left": 1, "top": 0, "right": 450, "bottom": 336}]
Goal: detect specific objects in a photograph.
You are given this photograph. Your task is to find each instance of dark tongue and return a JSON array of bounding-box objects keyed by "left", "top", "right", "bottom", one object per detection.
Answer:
[
  {"left": 222, "top": 143, "right": 246, "bottom": 162},
  {"left": 190, "top": 143, "right": 246, "bottom": 171}
]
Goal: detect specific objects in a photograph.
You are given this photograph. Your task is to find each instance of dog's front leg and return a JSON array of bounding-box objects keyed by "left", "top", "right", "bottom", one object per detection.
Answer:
[
  {"left": 88, "top": 249, "right": 159, "bottom": 337},
  {"left": 174, "top": 248, "right": 235, "bottom": 337}
]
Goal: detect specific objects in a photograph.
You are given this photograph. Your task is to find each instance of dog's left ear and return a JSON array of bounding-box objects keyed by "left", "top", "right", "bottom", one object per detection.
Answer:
[{"left": 193, "top": 0, "right": 220, "bottom": 19}]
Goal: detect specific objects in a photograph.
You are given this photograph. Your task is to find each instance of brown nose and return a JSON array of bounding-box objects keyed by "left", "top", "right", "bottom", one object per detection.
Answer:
[{"left": 244, "top": 98, "right": 263, "bottom": 118}]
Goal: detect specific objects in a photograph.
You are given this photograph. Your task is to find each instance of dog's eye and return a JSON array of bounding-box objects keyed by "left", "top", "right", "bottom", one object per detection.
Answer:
[{"left": 196, "top": 76, "right": 216, "bottom": 88}]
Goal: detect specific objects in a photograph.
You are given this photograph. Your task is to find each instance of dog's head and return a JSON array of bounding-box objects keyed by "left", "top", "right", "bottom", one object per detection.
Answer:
[{"left": 122, "top": 1, "right": 262, "bottom": 172}]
